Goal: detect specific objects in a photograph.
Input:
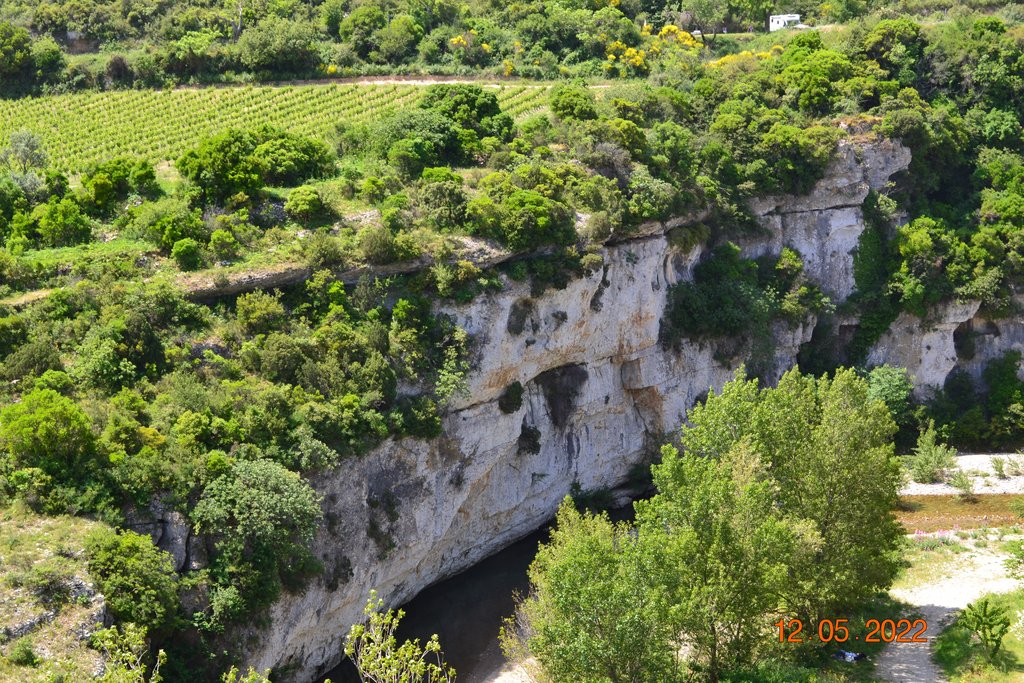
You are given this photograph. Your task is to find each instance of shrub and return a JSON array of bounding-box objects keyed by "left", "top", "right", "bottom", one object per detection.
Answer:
[
  {"left": 992, "top": 456, "right": 1007, "bottom": 479},
  {"left": 950, "top": 470, "right": 976, "bottom": 502},
  {"left": 0, "top": 389, "right": 98, "bottom": 487},
  {"left": 35, "top": 196, "right": 92, "bottom": 247},
  {"left": 284, "top": 185, "right": 322, "bottom": 224},
  {"left": 85, "top": 528, "right": 179, "bottom": 631},
  {"left": 7, "top": 638, "right": 38, "bottom": 667},
  {"left": 358, "top": 225, "right": 399, "bottom": 264},
  {"left": 192, "top": 459, "right": 323, "bottom": 621},
  {"left": 959, "top": 598, "right": 1010, "bottom": 661},
  {"left": 171, "top": 238, "right": 203, "bottom": 271},
  {"left": 550, "top": 84, "right": 598, "bottom": 121},
  {"left": 209, "top": 229, "right": 239, "bottom": 260},
  {"left": 908, "top": 423, "right": 957, "bottom": 484},
  {"left": 236, "top": 290, "right": 286, "bottom": 336},
  {"left": 498, "top": 381, "right": 524, "bottom": 414}
]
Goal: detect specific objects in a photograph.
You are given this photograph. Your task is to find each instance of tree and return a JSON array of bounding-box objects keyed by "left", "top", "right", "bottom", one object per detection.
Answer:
[
  {"left": 550, "top": 84, "right": 598, "bottom": 121},
  {"left": 0, "top": 22, "right": 32, "bottom": 83},
  {"left": 867, "top": 365, "right": 914, "bottom": 428},
  {"left": 375, "top": 15, "right": 424, "bottom": 64},
  {"left": 733, "top": 0, "right": 776, "bottom": 32},
  {"left": 636, "top": 439, "right": 801, "bottom": 681},
  {"left": 1, "top": 130, "right": 47, "bottom": 175},
  {"left": 749, "top": 368, "right": 902, "bottom": 622},
  {"left": 192, "top": 459, "right": 322, "bottom": 618},
  {"left": 91, "top": 624, "right": 166, "bottom": 683},
  {"left": 346, "top": 591, "right": 455, "bottom": 683},
  {"left": 171, "top": 237, "right": 204, "bottom": 271},
  {"left": 176, "top": 129, "right": 265, "bottom": 203},
  {"left": 35, "top": 196, "right": 92, "bottom": 247},
  {"left": 505, "top": 499, "right": 680, "bottom": 683},
  {"left": 236, "top": 17, "right": 320, "bottom": 74},
  {"left": 86, "top": 528, "right": 180, "bottom": 631},
  {"left": 683, "top": 0, "right": 727, "bottom": 46},
  {"left": 0, "top": 388, "right": 98, "bottom": 485},
  {"left": 285, "top": 185, "right": 323, "bottom": 224}
]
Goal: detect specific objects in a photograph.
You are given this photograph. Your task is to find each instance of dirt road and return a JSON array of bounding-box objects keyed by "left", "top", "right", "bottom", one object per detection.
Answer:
[{"left": 875, "top": 548, "right": 1018, "bottom": 682}]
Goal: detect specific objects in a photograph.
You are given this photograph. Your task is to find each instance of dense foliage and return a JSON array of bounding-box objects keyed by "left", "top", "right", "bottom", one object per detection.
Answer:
[{"left": 507, "top": 368, "right": 903, "bottom": 682}]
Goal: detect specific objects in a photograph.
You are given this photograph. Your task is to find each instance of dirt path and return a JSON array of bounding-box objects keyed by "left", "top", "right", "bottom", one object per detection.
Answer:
[{"left": 875, "top": 548, "right": 1018, "bottom": 682}]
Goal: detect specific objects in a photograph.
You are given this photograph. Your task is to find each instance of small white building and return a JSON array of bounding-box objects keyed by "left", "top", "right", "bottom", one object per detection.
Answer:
[{"left": 769, "top": 14, "right": 802, "bottom": 32}]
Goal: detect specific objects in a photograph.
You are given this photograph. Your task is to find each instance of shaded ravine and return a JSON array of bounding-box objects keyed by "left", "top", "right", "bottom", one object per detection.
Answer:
[{"left": 321, "top": 526, "right": 548, "bottom": 683}]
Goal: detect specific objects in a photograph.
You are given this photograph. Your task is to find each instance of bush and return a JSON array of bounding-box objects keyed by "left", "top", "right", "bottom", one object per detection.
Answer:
[
  {"left": 209, "top": 229, "right": 239, "bottom": 260},
  {"left": 171, "top": 238, "right": 204, "bottom": 271},
  {"left": 285, "top": 185, "right": 323, "bottom": 224},
  {"left": 908, "top": 423, "right": 957, "bottom": 484},
  {"left": 0, "top": 389, "right": 98, "bottom": 488},
  {"left": 236, "top": 290, "right": 286, "bottom": 336},
  {"left": 35, "top": 196, "right": 92, "bottom": 247},
  {"left": 959, "top": 598, "right": 1010, "bottom": 661},
  {"left": 7, "top": 638, "right": 38, "bottom": 667},
  {"left": 85, "top": 528, "right": 180, "bottom": 631},
  {"left": 191, "top": 459, "right": 323, "bottom": 622},
  {"left": 498, "top": 381, "right": 524, "bottom": 414},
  {"left": 358, "top": 225, "right": 399, "bottom": 264},
  {"left": 950, "top": 470, "right": 976, "bottom": 502},
  {"left": 992, "top": 456, "right": 1007, "bottom": 479},
  {"left": 550, "top": 84, "right": 598, "bottom": 121}
]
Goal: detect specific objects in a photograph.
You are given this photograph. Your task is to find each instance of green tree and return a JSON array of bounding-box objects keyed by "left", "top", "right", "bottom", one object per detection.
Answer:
[
  {"left": 0, "top": 22, "right": 32, "bottom": 83},
  {"left": 285, "top": 185, "right": 323, "bottom": 224},
  {"left": 192, "top": 459, "right": 323, "bottom": 620},
  {"left": 751, "top": 368, "right": 902, "bottom": 623},
  {"left": 0, "top": 388, "right": 98, "bottom": 485},
  {"left": 550, "top": 84, "right": 598, "bottom": 121},
  {"left": 86, "top": 528, "right": 180, "bottom": 631},
  {"left": 346, "top": 591, "right": 456, "bottom": 683},
  {"left": 91, "top": 624, "right": 166, "bottom": 683},
  {"left": 1, "top": 130, "right": 48, "bottom": 175},
  {"left": 638, "top": 438, "right": 801, "bottom": 681},
  {"left": 171, "top": 237, "right": 204, "bottom": 271},
  {"left": 506, "top": 499, "right": 680, "bottom": 683}
]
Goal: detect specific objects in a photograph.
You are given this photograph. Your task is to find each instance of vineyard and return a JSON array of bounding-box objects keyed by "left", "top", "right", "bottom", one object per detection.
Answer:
[{"left": 0, "top": 82, "right": 552, "bottom": 174}]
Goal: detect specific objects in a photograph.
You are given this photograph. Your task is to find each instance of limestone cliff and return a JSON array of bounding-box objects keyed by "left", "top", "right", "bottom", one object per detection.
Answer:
[{"left": 235, "top": 137, "right": 912, "bottom": 681}]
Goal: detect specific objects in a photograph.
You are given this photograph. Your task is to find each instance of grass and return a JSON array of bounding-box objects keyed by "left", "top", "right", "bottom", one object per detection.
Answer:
[
  {"left": 0, "top": 83, "right": 552, "bottom": 173},
  {"left": 934, "top": 589, "right": 1024, "bottom": 682},
  {"left": 0, "top": 504, "right": 109, "bottom": 682},
  {"left": 897, "top": 495, "right": 1024, "bottom": 533}
]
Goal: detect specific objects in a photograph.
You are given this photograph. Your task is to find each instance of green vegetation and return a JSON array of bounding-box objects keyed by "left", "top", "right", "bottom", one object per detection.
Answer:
[
  {"left": 345, "top": 592, "right": 455, "bottom": 683},
  {"left": 0, "top": 85, "right": 550, "bottom": 173},
  {"left": 935, "top": 590, "right": 1024, "bottom": 681},
  {"left": 506, "top": 368, "right": 902, "bottom": 682}
]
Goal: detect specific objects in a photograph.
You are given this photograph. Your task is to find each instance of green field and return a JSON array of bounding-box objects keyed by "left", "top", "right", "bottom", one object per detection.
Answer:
[{"left": 0, "top": 82, "right": 552, "bottom": 174}]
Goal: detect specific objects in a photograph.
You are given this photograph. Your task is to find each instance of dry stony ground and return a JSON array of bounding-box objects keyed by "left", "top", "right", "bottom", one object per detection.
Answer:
[
  {"left": 902, "top": 454, "right": 1024, "bottom": 496},
  {"left": 877, "top": 453, "right": 1024, "bottom": 683},
  {"left": 875, "top": 542, "right": 1019, "bottom": 683}
]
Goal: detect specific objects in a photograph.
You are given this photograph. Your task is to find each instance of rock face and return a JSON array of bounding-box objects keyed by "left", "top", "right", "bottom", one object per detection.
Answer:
[
  {"left": 867, "top": 295, "right": 1024, "bottom": 398},
  {"left": 240, "top": 138, "right": 912, "bottom": 681},
  {"left": 867, "top": 301, "right": 982, "bottom": 396}
]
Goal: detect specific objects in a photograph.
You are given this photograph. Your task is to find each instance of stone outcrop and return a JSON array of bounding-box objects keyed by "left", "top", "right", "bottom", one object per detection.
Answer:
[
  {"left": 866, "top": 295, "right": 1024, "bottom": 398},
  {"left": 867, "top": 301, "right": 982, "bottom": 397},
  {"left": 237, "top": 137, "right": 913, "bottom": 681}
]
